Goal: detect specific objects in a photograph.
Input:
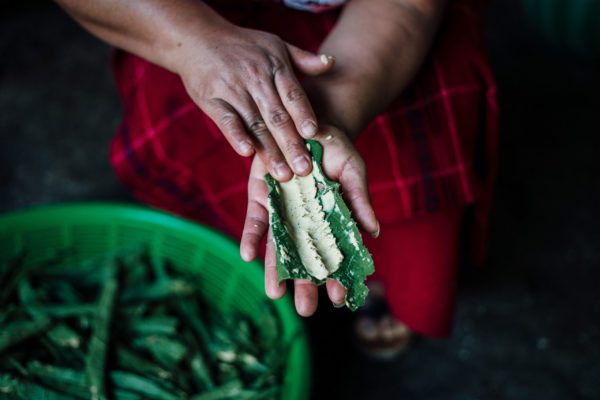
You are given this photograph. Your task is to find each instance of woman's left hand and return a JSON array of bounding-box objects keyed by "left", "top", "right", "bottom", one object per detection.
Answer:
[{"left": 240, "top": 125, "right": 379, "bottom": 316}]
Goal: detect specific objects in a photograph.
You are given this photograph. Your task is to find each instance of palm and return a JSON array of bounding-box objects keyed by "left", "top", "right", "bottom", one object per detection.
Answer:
[{"left": 240, "top": 125, "right": 378, "bottom": 316}]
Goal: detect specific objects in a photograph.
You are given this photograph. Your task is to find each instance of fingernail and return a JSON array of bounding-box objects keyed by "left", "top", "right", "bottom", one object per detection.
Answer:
[
  {"left": 320, "top": 54, "right": 335, "bottom": 64},
  {"left": 275, "top": 162, "right": 290, "bottom": 179},
  {"left": 238, "top": 140, "right": 252, "bottom": 154},
  {"left": 333, "top": 301, "right": 346, "bottom": 309},
  {"left": 293, "top": 155, "right": 310, "bottom": 174},
  {"left": 371, "top": 220, "right": 380, "bottom": 239},
  {"left": 301, "top": 120, "right": 317, "bottom": 138}
]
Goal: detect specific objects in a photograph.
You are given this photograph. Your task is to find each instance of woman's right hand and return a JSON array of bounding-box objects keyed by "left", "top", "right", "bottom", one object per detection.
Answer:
[
  {"left": 174, "top": 22, "right": 335, "bottom": 181},
  {"left": 56, "top": 0, "right": 332, "bottom": 180}
]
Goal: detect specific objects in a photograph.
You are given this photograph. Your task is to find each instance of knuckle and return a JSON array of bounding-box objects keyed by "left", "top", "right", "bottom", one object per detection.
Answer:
[
  {"left": 246, "top": 216, "right": 267, "bottom": 231},
  {"left": 355, "top": 156, "right": 366, "bottom": 171},
  {"left": 239, "top": 60, "right": 263, "bottom": 79},
  {"left": 269, "top": 109, "right": 292, "bottom": 127},
  {"left": 248, "top": 198, "right": 265, "bottom": 212},
  {"left": 347, "top": 188, "right": 363, "bottom": 204},
  {"left": 266, "top": 151, "right": 285, "bottom": 166},
  {"left": 341, "top": 154, "right": 365, "bottom": 177},
  {"left": 250, "top": 76, "right": 269, "bottom": 89},
  {"left": 219, "top": 112, "right": 238, "bottom": 129},
  {"left": 217, "top": 75, "right": 233, "bottom": 89},
  {"left": 248, "top": 119, "right": 269, "bottom": 137},
  {"left": 284, "top": 141, "right": 306, "bottom": 158},
  {"left": 214, "top": 73, "right": 242, "bottom": 95},
  {"left": 243, "top": 230, "right": 263, "bottom": 249},
  {"left": 285, "top": 88, "right": 306, "bottom": 103},
  {"left": 264, "top": 32, "right": 280, "bottom": 43},
  {"left": 260, "top": 32, "right": 282, "bottom": 49},
  {"left": 268, "top": 54, "right": 285, "bottom": 74},
  {"left": 185, "top": 80, "right": 206, "bottom": 103}
]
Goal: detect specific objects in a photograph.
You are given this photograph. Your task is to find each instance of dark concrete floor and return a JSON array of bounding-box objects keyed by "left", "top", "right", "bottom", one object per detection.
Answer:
[{"left": 2, "top": 1, "right": 600, "bottom": 399}]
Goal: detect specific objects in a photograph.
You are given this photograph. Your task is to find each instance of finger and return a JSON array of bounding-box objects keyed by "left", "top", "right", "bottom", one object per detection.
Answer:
[
  {"left": 338, "top": 154, "right": 379, "bottom": 238},
  {"left": 249, "top": 79, "right": 312, "bottom": 177},
  {"left": 202, "top": 98, "right": 255, "bottom": 156},
  {"left": 294, "top": 279, "right": 318, "bottom": 317},
  {"left": 233, "top": 93, "right": 293, "bottom": 181},
  {"left": 316, "top": 130, "right": 380, "bottom": 237},
  {"left": 326, "top": 279, "right": 347, "bottom": 306},
  {"left": 265, "top": 229, "right": 286, "bottom": 299},
  {"left": 286, "top": 43, "right": 335, "bottom": 76},
  {"left": 273, "top": 64, "right": 319, "bottom": 139},
  {"left": 241, "top": 161, "right": 271, "bottom": 261},
  {"left": 240, "top": 199, "right": 269, "bottom": 262}
]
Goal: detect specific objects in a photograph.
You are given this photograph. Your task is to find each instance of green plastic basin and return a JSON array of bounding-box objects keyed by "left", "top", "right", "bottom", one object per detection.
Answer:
[{"left": 0, "top": 202, "right": 310, "bottom": 400}]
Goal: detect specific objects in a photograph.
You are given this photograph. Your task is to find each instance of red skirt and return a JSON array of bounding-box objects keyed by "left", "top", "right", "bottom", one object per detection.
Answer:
[{"left": 110, "top": 0, "right": 498, "bottom": 337}]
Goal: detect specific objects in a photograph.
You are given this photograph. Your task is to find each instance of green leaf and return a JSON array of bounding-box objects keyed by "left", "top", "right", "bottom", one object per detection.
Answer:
[{"left": 265, "top": 140, "right": 374, "bottom": 310}]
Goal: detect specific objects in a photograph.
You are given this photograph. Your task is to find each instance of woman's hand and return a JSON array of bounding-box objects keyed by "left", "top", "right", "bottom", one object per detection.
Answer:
[
  {"left": 56, "top": 0, "right": 334, "bottom": 181},
  {"left": 240, "top": 125, "right": 379, "bottom": 316},
  {"left": 176, "top": 24, "right": 335, "bottom": 181}
]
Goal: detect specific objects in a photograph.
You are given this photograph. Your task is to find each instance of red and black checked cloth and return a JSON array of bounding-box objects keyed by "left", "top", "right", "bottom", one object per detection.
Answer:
[{"left": 109, "top": 0, "right": 498, "bottom": 336}]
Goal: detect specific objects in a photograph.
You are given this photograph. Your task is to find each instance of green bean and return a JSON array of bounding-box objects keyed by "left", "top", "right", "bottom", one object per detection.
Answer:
[
  {"left": 0, "top": 247, "right": 285, "bottom": 400},
  {"left": 119, "top": 279, "right": 194, "bottom": 304},
  {"left": 190, "top": 354, "right": 215, "bottom": 392},
  {"left": 17, "top": 278, "right": 41, "bottom": 318},
  {"left": 189, "top": 382, "right": 279, "bottom": 400},
  {"left": 7, "top": 358, "right": 28, "bottom": 377},
  {"left": 0, "top": 373, "right": 18, "bottom": 396},
  {"left": 85, "top": 261, "right": 119, "bottom": 400},
  {"left": 132, "top": 335, "right": 187, "bottom": 368},
  {"left": 113, "top": 389, "right": 143, "bottom": 400},
  {"left": 115, "top": 346, "right": 172, "bottom": 380},
  {"left": 0, "top": 317, "right": 52, "bottom": 353},
  {"left": 176, "top": 299, "right": 214, "bottom": 356},
  {"left": 48, "top": 282, "right": 82, "bottom": 304},
  {"left": 127, "top": 316, "right": 178, "bottom": 336},
  {"left": 15, "top": 380, "right": 74, "bottom": 400},
  {"left": 110, "top": 371, "right": 182, "bottom": 400},
  {"left": 29, "top": 304, "right": 96, "bottom": 318},
  {"left": 25, "top": 362, "right": 88, "bottom": 399},
  {"left": 46, "top": 324, "right": 81, "bottom": 349}
]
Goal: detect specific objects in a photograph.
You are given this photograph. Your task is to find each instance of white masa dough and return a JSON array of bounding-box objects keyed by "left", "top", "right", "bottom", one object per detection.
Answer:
[{"left": 279, "top": 168, "right": 344, "bottom": 280}]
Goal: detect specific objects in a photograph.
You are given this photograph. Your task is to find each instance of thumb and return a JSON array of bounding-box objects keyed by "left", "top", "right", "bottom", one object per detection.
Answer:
[
  {"left": 338, "top": 160, "right": 380, "bottom": 239},
  {"left": 286, "top": 43, "right": 335, "bottom": 76}
]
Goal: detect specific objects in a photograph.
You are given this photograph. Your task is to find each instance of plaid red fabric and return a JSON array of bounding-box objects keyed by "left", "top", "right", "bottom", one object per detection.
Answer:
[{"left": 110, "top": 0, "right": 498, "bottom": 337}]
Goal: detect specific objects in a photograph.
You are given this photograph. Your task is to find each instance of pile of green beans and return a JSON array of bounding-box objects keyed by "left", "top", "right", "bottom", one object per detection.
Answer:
[{"left": 0, "top": 248, "right": 283, "bottom": 400}]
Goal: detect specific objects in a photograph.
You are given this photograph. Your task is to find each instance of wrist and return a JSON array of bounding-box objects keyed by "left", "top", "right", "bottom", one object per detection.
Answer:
[{"left": 161, "top": 2, "right": 233, "bottom": 75}]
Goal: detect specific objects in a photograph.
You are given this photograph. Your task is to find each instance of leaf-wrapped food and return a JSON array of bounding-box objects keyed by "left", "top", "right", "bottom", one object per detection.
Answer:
[{"left": 265, "top": 140, "right": 375, "bottom": 310}]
